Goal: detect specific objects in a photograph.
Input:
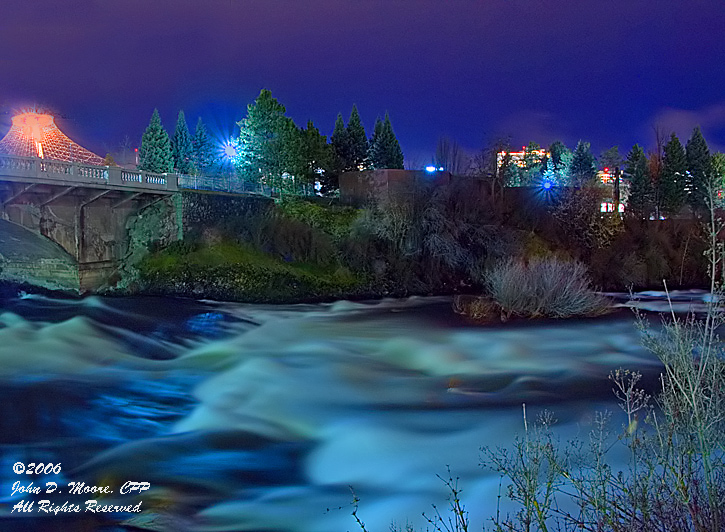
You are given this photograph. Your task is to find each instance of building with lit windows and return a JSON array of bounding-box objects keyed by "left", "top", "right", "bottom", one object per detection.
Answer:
[{"left": 496, "top": 147, "right": 548, "bottom": 169}]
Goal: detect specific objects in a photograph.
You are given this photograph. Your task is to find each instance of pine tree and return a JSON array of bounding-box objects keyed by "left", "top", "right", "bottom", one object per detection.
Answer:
[
  {"left": 171, "top": 110, "right": 193, "bottom": 174},
  {"left": 192, "top": 117, "right": 215, "bottom": 176},
  {"left": 557, "top": 150, "right": 573, "bottom": 185},
  {"left": 383, "top": 113, "right": 404, "bottom": 169},
  {"left": 569, "top": 140, "right": 597, "bottom": 187},
  {"left": 686, "top": 126, "right": 712, "bottom": 211},
  {"left": 624, "top": 144, "right": 652, "bottom": 217},
  {"left": 659, "top": 133, "right": 687, "bottom": 215},
  {"left": 368, "top": 117, "right": 384, "bottom": 169},
  {"left": 369, "top": 113, "right": 404, "bottom": 169},
  {"left": 541, "top": 156, "right": 570, "bottom": 187},
  {"left": 346, "top": 104, "right": 368, "bottom": 170},
  {"left": 600, "top": 146, "right": 623, "bottom": 173},
  {"left": 138, "top": 109, "right": 173, "bottom": 174},
  {"left": 330, "top": 113, "right": 351, "bottom": 172},
  {"left": 548, "top": 140, "right": 568, "bottom": 170},
  {"left": 235, "top": 89, "right": 297, "bottom": 186},
  {"left": 542, "top": 157, "right": 557, "bottom": 187}
]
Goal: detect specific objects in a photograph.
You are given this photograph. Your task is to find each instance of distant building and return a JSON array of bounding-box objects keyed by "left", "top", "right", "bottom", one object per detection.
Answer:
[
  {"left": 497, "top": 147, "right": 548, "bottom": 169},
  {"left": 598, "top": 167, "right": 626, "bottom": 213},
  {"left": 0, "top": 111, "right": 104, "bottom": 165},
  {"left": 597, "top": 168, "right": 615, "bottom": 185}
]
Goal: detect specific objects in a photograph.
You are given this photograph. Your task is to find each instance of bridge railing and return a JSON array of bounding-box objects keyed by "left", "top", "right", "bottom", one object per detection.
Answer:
[
  {"left": 0, "top": 153, "right": 304, "bottom": 197},
  {"left": 178, "top": 174, "right": 273, "bottom": 195},
  {"left": 0, "top": 154, "right": 178, "bottom": 192}
]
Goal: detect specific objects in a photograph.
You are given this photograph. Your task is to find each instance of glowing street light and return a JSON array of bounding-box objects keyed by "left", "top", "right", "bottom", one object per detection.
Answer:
[{"left": 222, "top": 141, "right": 238, "bottom": 160}]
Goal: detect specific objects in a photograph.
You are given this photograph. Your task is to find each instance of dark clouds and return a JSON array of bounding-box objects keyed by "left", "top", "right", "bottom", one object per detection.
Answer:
[{"left": 1, "top": 0, "right": 724, "bottom": 161}]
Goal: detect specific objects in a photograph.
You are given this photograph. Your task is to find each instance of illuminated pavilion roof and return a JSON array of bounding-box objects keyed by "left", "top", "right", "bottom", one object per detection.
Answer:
[{"left": 0, "top": 112, "right": 104, "bottom": 166}]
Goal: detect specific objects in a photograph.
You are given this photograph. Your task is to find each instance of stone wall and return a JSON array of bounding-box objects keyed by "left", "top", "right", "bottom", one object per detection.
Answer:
[{"left": 177, "top": 190, "right": 274, "bottom": 243}]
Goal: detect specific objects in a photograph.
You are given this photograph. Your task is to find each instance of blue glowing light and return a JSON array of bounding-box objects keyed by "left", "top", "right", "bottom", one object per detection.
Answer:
[
  {"left": 425, "top": 165, "right": 437, "bottom": 173},
  {"left": 542, "top": 180, "right": 552, "bottom": 190},
  {"left": 222, "top": 142, "right": 237, "bottom": 159}
]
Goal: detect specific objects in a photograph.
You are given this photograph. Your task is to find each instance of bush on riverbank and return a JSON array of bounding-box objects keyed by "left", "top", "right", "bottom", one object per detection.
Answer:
[{"left": 481, "top": 257, "right": 610, "bottom": 319}]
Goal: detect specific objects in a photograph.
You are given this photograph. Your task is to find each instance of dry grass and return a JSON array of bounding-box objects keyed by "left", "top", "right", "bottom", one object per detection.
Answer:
[{"left": 484, "top": 257, "right": 610, "bottom": 319}]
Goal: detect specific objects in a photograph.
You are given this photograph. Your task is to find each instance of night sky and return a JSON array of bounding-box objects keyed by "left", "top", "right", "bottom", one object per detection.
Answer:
[{"left": 1, "top": 0, "right": 724, "bottom": 166}]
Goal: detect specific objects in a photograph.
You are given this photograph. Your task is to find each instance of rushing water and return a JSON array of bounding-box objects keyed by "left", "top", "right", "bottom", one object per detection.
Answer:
[{"left": 0, "top": 290, "right": 709, "bottom": 531}]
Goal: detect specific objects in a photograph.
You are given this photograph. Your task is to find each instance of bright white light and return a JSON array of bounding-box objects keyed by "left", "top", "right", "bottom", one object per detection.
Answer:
[
  {"left": 438, "top": 166, "right": 444, "bottom": 171},
  {"left": 425, "top": 165, "right": 436, "bottom": 173},
  {"left": 223, "top": 143, "right": 237, "bottom": 159}
]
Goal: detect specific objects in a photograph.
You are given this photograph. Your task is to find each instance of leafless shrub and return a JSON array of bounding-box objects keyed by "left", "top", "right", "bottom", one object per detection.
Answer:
[{"left": 484, "top": 257, "right": 610, "bottom": 319}]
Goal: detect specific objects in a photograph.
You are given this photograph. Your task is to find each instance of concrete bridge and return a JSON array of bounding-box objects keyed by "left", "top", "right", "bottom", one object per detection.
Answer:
[
  {"left": 0, "top": 153, "right": 281, "bottom": 292},
  {"left": 0, "top": 154, "right": 180, "bottom": 292}
]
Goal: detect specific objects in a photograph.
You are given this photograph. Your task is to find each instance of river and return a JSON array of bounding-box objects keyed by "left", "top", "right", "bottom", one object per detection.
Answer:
[{"left": 0, "top": 290, "right": 706, "bottom": 531}]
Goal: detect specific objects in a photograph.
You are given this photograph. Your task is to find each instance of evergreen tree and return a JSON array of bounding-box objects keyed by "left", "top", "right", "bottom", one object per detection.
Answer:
[
  {"left": 549, "top": 140, "right": 568, "bottom": 170},
  {"left": 659, "top": 133, "right": 687, "bottom": 215},
  {"left": 541, "top": 155, "right": 570, "bottom": 187},
  {"left": 295, "top": 120, "right": 333, "bottom": 191},
  {"left": 369, "top": 113, "right": 404, "bottom": 169},
  {"left": 171, "top": 110, "right": 193, "bottom": 174},
  {"left": 624, "top": 144, "right": 652, "bottom": 217},
  {"left": 686, "top": 125, "right": 712, "bottom": 211},
  {"left": 192, "top": 117, "right": 215, "bottom": 175},
  {"left": 138, "top": 109, "right": 173, "bottom": 174},
  {"left": 558, "top": 150, "right": 573, "bottom": 185},
  {"left": 713, "top": 152, "right": 725, "bottom": 191},
  {"left": 330, "top": 113, "right": 351, "bottom": 172},
  {"left": 600, "top": 145, "right": 623, "bottom": 173},
  {"left": 543, "top": 141, "right": 572, "bottom": 185},
  {"left": 541, "top": 157, "right": 558, "bottom": 187},
  {"left": 368, "top": 117, "right": 384, "bottom": 168},
  {"left": 383, "top": 113, "right": 404, "bottom": 169},
  {"left": 346, "top": 104, "right": 368, "bottom": 170},
  {"left": 569, "top": 140, "right": 597, "bottom": 187},
  {"left": 235, "top": 89, "right": 297, "bottom": 187}
]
